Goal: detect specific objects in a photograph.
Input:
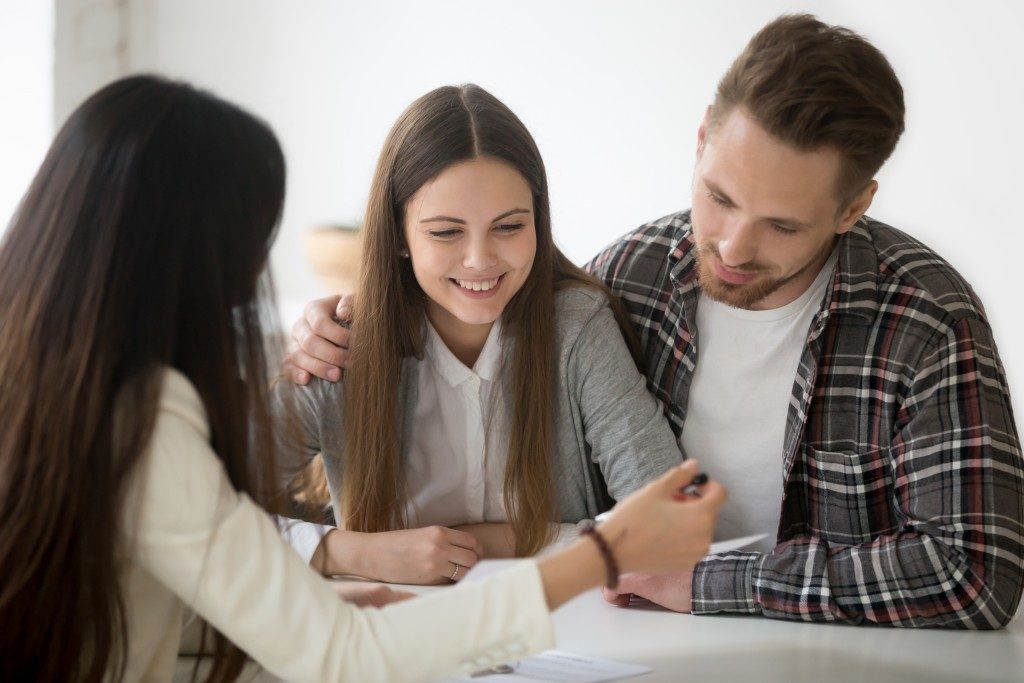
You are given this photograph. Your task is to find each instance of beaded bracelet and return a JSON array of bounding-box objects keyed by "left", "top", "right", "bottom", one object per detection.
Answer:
[{"left": 579, "top": 520, "right": 619, "bottom": 590}]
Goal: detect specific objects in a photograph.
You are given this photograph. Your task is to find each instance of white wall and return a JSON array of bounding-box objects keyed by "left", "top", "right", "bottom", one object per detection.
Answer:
[
  {"left": 0, "top": 1, "right": 54, "bottom": 237},
  {"left": 51, "top": 0, "right": 1024, "bottom": 410},
  {"left": 54, "top": 0, "right": 130, "bottom": 127}
]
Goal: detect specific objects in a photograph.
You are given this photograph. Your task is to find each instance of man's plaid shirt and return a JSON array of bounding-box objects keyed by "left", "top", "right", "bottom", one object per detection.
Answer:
[{"left": 586, "top": 210, "right": 1023, "bottom": 628}]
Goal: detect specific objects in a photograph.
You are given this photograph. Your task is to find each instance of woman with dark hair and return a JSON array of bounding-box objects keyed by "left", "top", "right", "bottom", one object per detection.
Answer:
[
  {"left": 273, "top": 84, "right": 699, "bottom": 585},
  {"left": 0, "top": 75, "right": 723, "bottom": 682}
]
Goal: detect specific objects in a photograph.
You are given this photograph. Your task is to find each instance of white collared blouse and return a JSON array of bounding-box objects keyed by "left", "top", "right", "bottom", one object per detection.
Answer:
[{"left": 407, "top": 318, "right": 509, "bottom": 527}]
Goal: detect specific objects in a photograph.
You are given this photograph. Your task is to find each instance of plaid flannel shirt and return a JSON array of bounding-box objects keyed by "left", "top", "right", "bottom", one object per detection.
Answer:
[{"left": 586, "top": 210, "right": 1024, "bottom": 628}]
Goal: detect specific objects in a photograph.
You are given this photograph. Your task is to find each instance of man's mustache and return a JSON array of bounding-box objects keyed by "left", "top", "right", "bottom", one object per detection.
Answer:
[{"left": 696, "top": 241, "right": 769, "bottom": 275}]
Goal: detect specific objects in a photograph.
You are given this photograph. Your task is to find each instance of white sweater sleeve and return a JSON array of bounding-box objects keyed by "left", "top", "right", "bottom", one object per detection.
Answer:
[
  {"left": 128, "top": 371, "right": 554, "bottom": 683},
  {"left": 274, "top": 515, "right": 333, "bottom": 565}
]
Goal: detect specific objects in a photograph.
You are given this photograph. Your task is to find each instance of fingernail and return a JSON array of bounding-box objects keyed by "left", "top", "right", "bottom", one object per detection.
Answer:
[
  {"left": 298, "top": 372, "right": 308, "bottom": 384},
  {"left": 327, "top": 367, "right": 341, "bottom": 381}
]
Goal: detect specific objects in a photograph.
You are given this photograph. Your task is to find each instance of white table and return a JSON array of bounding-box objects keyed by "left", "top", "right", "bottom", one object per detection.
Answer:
[
  {"left": 193, "top": 577, "right": 1023, "bottom": 683},
  {"left": 401, "top": 576, "right": 1023, "bottom": 683},
  {"left": 536, "top": 588, "right": 1022, "bottom": 683}
]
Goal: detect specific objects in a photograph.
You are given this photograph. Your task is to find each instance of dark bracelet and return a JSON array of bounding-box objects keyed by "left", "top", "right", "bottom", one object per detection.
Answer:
[{"left": 580, "top": 521, "right": 619, "bottom": 590}]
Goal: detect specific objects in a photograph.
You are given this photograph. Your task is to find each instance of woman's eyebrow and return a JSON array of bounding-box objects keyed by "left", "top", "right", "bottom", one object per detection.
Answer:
[
  {"left": 491, "top": 208, "right": 531, "bottom": 222},
  {"left": 420, "top": 215, "right": 465, "bottom": 224},
  {"left": 420, "top": 207, "right": 531, "bottom": 224}
]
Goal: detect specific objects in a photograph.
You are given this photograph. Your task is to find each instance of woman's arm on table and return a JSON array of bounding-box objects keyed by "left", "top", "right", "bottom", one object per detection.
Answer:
[{"left": 134, "top": 379, "right": 722, "bottom": 681}]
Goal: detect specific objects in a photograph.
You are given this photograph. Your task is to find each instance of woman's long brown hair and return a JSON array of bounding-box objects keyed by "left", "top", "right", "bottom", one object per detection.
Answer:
[
  {"left": 343, "top": 84, "right": 640, "bottom": 556},
  {"left": 0, "top": 76, "right": 285, "bottom": 682}
]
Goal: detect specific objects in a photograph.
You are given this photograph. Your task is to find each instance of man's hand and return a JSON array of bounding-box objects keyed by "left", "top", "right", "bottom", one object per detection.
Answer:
[
  {"left": 283, "top": 294, "right": 353, "bottom": 384},
  {"left": 329, "top": 582, "right": 416, "bottom": 607},
  {"left": 602, "top": 571, "right": 694, "bottom": 613}
]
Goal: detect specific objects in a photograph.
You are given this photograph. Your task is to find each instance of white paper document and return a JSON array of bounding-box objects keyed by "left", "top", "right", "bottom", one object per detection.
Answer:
[
  {"left": 447, "top": 650, "right": 652, "bottom": 682},
  {"left": 706, "top": 533, "right": 767, "bottom": 554},
  {"left": 587, "top": 516, "right": 768, "bottom": 557}
]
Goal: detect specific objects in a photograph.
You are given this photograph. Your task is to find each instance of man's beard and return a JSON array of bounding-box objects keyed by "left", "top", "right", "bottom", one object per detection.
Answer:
[{"left": 694, "top": 239, "right": 831, "bottom": 310}]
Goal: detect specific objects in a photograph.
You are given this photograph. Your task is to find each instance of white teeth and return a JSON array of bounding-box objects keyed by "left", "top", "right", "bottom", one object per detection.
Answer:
[{"left": 455, "top": 277, "right": 500, "bottom": 292}]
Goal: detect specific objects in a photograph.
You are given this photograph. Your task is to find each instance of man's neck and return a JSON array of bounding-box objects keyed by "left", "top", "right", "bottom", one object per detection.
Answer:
[{"left": 748, "top": 237, "right": 837, "bottom": 311}]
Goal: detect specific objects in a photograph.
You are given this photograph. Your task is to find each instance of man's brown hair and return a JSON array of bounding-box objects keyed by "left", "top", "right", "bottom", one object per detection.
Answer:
[{"left": 710, "top": 14, "right": 905, "bottom": 205}]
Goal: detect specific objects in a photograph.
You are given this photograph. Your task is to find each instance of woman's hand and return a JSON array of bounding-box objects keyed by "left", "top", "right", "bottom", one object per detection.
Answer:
[
  {"left": 330, "top": 582, "right": 417, "bottom": 607},
  {"left": 537, "top": 460, "right": 724, "bottom": 610},
  {"left": 351, "top": 526, "right": 482, "bottom": 585},
  {"left": 598, "top": 460, "right": 725, "bottom": 575}
]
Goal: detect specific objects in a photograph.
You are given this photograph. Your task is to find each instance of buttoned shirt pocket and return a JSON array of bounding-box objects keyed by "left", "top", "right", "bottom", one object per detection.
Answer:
[{"left": 804, "top": 445, "right": 896, "bottom": 546}]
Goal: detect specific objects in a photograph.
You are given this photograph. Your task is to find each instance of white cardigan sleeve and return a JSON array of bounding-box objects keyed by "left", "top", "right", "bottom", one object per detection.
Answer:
[{"left": 128, "top": 370, "right": 554, "bottom": 682}]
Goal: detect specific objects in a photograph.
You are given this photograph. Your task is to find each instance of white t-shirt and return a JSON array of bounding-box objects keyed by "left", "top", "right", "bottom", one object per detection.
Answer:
[{"left": 681, "top": 250, "right": 837, "bottom": 553}]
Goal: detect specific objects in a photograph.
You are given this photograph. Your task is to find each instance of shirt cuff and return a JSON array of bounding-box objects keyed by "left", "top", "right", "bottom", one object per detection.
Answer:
[
  {"left": 274, "top": 515, "right": 333, "bottom": 565},
  {"left": 691, "top": 552, "right": 762, "bottom": 615}
]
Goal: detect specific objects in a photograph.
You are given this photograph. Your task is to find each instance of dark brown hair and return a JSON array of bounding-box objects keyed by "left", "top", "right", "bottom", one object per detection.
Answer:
[
  {"left": 710, "top": 13, "right": 905, "bottom": 204},
  {"left": 0, "top": 76, "right": 285, "bottom": 682},
  {"left": 343, "top": 84, "right": 639, "bottom": 556}
]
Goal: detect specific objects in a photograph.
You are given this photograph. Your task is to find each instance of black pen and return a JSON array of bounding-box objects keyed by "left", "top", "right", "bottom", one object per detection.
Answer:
[
  {"left": 680, "top": 472, "right": 709, "bottom": 498},
  {"left": 594, "top": 471, "right": 710, "bottom": 522}
]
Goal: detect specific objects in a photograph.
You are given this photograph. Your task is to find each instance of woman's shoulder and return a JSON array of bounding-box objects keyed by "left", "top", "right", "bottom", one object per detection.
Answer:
[
  {"left": 157, "top": 367, "right": 209, "bottom": 437},
  {"left": 132, "top": 368, "right": 240, "bottom": 536},
  {"left": 552, "top": 285, "right": 622, "bottom": 349},
  {"left": 268, "top": 369, "right": 347, "bottom": 420},
  {"left": 554, "top": 283, "right": 612, "bottom": 317}
]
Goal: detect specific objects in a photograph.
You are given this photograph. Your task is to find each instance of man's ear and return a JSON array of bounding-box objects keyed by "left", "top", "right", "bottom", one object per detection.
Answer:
[
  {"left": 836, "top": 180, "right": 878, "bottom": 235},
  {"left": 696, "top": 105, "right": 713, "bottom": 159}
]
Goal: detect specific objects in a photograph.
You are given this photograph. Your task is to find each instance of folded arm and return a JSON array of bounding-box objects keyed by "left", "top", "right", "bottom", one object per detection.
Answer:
[{"left": 692, "top": 316, "right": 1024, "bottom": 628}]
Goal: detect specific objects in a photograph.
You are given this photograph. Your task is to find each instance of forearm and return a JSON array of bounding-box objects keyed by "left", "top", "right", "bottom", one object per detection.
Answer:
[
  {"left": 700, "top": 319, "right": 1024, "bottom": 628},
  {"left": 537, "top": 537, "right": 606, "bottom": 610},
  {"left": 454, "top": 522, "right": 588, "bottom": 558},
  {"left": 311, "top": 529, "right": 375, "bottom": 578},
  {"left": 693, "top": 530, "right": 1022, "bottom": 628},
  {"left": 453, "top": 523, "right": 517, "bottom": 558}
]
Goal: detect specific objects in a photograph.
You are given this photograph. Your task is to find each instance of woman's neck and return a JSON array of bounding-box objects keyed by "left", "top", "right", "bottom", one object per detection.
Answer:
[{"left": 426, "top": 302, "right": 494, "bottom": 369}]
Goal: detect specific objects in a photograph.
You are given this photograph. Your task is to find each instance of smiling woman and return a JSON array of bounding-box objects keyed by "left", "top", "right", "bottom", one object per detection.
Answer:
[
  {"left": 270, "top": 83, "right": 693, "bottom": 585},
  {"left": 0, "top": 74, "right": 724, "bottom": 683},
  {"left": 405, "top": 157, "right": 537, "bottom": 366}
]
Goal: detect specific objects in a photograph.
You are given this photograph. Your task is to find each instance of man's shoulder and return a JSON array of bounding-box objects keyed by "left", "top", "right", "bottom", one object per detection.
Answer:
[
  {"left": 589, "top": 210, "right": 693, "bottom": 263},
  {"left": 846, "top": 217, "right": 988, "bottom": 326},
  {"left": 585, "top": 210, "right": 695, "bottom": 291}
]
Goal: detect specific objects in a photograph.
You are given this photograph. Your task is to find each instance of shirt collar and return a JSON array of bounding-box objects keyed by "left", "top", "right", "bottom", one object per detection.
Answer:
[
  {"left": 667, "top": 213, "right": 707, "bottom": 334},
  {"left": 424, "top": 318, "right": 504, "bottom": 387},
  {"left": 828, "top": 217, "right": 882, "bottom": 321}
]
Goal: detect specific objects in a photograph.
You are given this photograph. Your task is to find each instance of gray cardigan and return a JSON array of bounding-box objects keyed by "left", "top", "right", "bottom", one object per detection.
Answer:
[{"left": 272, "top": 286, "right": 683, "bottom": 525}]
